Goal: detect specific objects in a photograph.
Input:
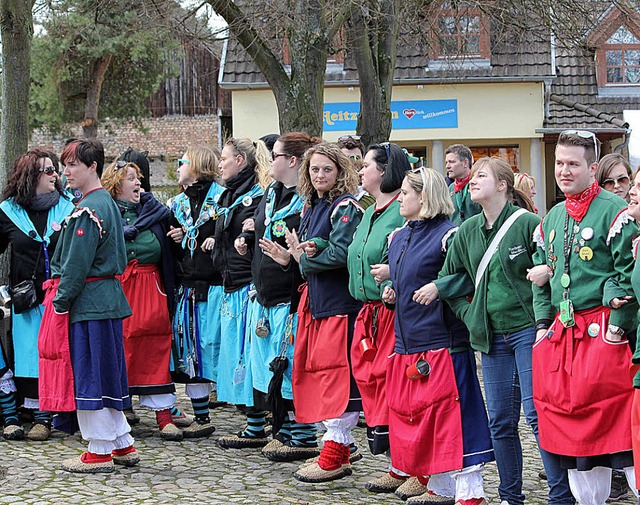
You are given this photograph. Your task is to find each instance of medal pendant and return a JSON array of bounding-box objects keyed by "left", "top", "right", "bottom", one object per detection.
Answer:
[{"left": 560, "top": 273, "right": 571, "bottom": 288}]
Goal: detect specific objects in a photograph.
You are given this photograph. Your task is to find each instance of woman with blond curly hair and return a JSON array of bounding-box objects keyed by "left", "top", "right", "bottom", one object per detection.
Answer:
[
  {"left": 102, "top": 160, "right": 182, "bottom": 441},
  {"left": 283, "top": 143, "right": 364, "bottom": 483},
  {"left": 169, "top": 146, "right": 225, "bottom": 438}
]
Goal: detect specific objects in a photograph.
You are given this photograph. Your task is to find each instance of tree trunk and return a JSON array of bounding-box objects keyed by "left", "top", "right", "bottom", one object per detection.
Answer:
[
  {"left": 0, "top": 0, "right": 35, "bottom": 179},
  {"left": 347, "top": 0, "right": 399, "bottom": 147},
  {"left": 82, "top": 54, "right": 113, "bottom": 139}
]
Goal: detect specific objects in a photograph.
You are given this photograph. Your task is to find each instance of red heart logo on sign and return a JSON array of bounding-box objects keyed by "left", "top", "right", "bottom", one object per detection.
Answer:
[{"left": 403, "top": 109, "right": 416, "bottom": 119}]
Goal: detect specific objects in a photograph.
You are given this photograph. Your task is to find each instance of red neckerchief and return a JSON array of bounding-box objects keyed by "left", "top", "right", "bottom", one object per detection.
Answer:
[
  {"left": 564, "top": 181, "right": 600, "bottom": 222},
  {"left": 453, "top": 174, "right": 471, "bottom": 193}
]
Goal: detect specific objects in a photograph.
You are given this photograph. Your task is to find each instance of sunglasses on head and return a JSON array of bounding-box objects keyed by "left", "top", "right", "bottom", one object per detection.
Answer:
[
  {"left": 560, "top": 130, "right": 600, "bottom": 161},
  {"left": 178, "top": 158, "right": 190, "bottom": 168},
  {"left": 338, "top": 135, "right": 361, "bottom": 142},
  {"left": 114, "top": 160, "right": 128, "bottom": 170},
  {"left": 39, "top": 165, "right": 59, "bottom": 176},
  {"left": 410, "top": 166, "right": 428, "bottom": 189},
  {"left": 603, "top": 175, "right": 630, "bottom": 189},
  {"left": 380, "top": 142, "right": 392, "bottom": 161}
]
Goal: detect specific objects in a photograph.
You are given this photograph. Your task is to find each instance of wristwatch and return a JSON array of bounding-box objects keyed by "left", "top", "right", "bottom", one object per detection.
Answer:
[{"left": 608, "top": 324, "right": 625, "bottom": 336}]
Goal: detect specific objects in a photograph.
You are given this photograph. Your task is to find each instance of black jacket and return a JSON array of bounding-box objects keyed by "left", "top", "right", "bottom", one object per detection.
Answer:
[
  {"left": 213, "top": 166, "right": 262, "bottom": 293},
  {"left": 170, "top": 181, "right": 223, "bottom": 287},
  {"left": 241, "top": 182, "right": 303, "bottom": 308}
]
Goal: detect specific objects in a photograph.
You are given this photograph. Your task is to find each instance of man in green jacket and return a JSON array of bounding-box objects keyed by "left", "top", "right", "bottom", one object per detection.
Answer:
[
  {"left": 532, "top": 131, "right": 637, "bottom": 505},
  {"left": 446, "top": 144, "right": 481, "bottom": 225}
]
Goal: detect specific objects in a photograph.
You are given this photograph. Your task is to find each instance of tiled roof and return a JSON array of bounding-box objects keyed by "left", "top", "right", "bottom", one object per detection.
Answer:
[
  {"left": 220, "top": 16, "right": 554, "bottom": 87},
  {"left": 219, "top": 3, "right": 640, "bottom": 130},
  {"left": 545, "top": 47, "right": 640, "bottom": 129}
]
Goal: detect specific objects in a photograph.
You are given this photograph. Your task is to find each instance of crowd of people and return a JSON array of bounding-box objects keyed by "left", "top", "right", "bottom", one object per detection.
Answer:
[{"left": 0, "top": 131, "right": 638, "bottom": 505}]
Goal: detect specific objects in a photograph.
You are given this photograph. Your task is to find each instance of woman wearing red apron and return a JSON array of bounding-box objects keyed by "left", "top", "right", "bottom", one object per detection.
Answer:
[
  {"left": 346, "top": 141, "right": 409, "bottom": 493},
  {"left": 102, "top": 160, "right": 181, "bottom": 441},
  {"left": 285, "top": 143, "right": 364, "bottom": 483},
  {"left": 384, "top": 168, "right": 494, "bottom": 505}
]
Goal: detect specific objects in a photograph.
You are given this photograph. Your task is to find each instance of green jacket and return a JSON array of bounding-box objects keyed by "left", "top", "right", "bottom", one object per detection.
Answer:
[
  {"left": 435, "top": 202, "right": 541, "bottom": 353},
  {"left": 449, "top": 182, "right": 482, "bottom": 226},
  {"left": 347, "top": 199, "right": 405, "bottom": 302},
  {"left": 532, "top": 190, "right": 638, "bottom": 332},
  {"left": 52, "top": 188, "right": 132, "bottom": 323}
]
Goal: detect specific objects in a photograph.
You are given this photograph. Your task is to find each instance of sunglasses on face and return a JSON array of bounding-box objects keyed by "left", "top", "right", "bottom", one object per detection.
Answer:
[
  {"left": 560, "top": 130, "right": 600, "bottom": 161},
  {"left": 603, "top": 175, "right": 630, "bottom": 189},
  {"left": 39, "top": 165, "right": 59, "bottom": 176},
  {"left": 178, "top": 159, "right": 190, "bottom": 168}
]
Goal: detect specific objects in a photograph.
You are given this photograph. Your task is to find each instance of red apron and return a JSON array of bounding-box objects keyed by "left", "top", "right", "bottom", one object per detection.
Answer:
[
  {"left": 38, "top": 278, "right": 75, "bottom": 412},
  {"left": 532, "top": 306, "right": 633, "bottom": 457},
  {"left": 387, "top": 349, "right": 463, "bottom": 476},
  {"left": 292, "top": 286, "right": 351, "bottom": 424},
  {"left": 350, "top": 301, "right": 395, "bottom": 426},
  {"left": 632, "top": 390, "right": 640, "bottom": 485},
  {"left": 120, "top": 261, "right": 172, "bottom": 388}
]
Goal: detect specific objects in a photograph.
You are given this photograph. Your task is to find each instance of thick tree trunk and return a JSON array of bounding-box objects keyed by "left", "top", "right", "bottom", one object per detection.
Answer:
[
  {"left": 0, "top": 0, "right": 35, "bottom": 180},
  {"left": 347, "top": 0, "right": 399, "bottom": 147},
  {"left": 82, "top": 54, "right": 113, "bottom": 139}
]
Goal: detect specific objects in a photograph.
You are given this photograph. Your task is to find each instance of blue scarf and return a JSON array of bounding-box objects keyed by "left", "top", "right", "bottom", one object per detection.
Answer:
[
  {"left": 171, "top": 182, "right": 225, "bottom": 255},
  {"left": 262, "top": 184, "right": 303, "bottom": 241},
  {"left": 0, "top": 197, "right": 74, "bottom": 246},
  {"left": 220, "top": 184, "right": 264, "bottom": 226}
]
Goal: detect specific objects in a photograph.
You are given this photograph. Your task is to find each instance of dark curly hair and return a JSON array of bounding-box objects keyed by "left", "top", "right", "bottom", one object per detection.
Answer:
[{"left": 3, "top": 149, "right": 65, "bottom": 206}]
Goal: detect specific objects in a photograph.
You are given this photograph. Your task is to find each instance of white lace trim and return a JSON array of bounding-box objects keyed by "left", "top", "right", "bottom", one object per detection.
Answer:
[
  {"left": 606, "top": 210, "right": 632, "bottom": 246},
  {"left": 387, "top": 224, "right": 407, "bottom": 247},
  {"left": 329, "top": 197, "right": 363, "bottom": 221},
  {"left": 533, "top": 222, "right": 545, "bottom": 248},
  {"left": 0, "top": 369, "right": 16, "bottom": 394},
  {"left": 441, "top": 227, "right": 458, "bottom": 253},
  {"left": 65, "top": 206, "right": 104, "bottom": 237}
]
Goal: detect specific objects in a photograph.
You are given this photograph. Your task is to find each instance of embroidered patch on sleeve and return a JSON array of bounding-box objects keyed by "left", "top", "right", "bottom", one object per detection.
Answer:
[
  {"left": 341, "top": 215, "right": 350, "bottom": 223},
  {"left": 76, "top": 228, "right": 84, "bottom": 237}
]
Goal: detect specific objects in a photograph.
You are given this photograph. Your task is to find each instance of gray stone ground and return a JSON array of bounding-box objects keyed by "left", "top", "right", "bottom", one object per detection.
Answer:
[{"left": 0, "top": 385, "right": 637, "bottom": 505}]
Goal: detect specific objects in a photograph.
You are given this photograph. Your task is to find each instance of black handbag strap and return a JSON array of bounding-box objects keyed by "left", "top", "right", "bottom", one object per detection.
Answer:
[{"left": 30, "top": 241, "right": 44, "bottom": 281}]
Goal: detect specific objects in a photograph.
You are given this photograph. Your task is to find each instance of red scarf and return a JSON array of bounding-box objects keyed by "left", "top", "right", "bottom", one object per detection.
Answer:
[
  {"left": 453, "top": 174, "right": 471, "bottom": 193},
  {"left": 564, "top": 181, "right": 600, "bottom": 222}
]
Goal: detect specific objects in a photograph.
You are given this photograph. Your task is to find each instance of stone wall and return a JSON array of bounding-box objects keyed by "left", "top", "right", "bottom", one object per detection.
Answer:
[{"left": 30, "top": 114, "right": 219, "bottom": 159}]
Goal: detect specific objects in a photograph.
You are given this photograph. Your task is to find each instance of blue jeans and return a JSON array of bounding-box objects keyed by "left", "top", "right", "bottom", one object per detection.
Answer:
[{"left": 482, "top": 327, "right": 574, "bottom": 505}]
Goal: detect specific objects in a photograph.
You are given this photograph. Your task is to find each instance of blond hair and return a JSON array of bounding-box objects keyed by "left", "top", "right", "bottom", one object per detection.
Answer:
[
  {"left": 225, "top": 137, "right": 272, "bottom": 189},
  {"left": 298, "top": 143, "right": 358, "bottom": 203},
  {"left": 405, "top": 168, "right": 454, "bottom": 219},
  {"left": 185, "top": 146, "right": 220, "bottom": 182},
  {"left": 514, "top": 172, "right": 536, "bottom": 194},
  {"left": 101, "top": 161, "right": 142, "bottom": 199}
]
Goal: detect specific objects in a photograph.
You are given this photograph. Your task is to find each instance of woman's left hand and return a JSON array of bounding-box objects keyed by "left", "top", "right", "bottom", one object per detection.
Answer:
[
  {"left": 610, "top": 296, "right": 633, "bottom": 309},
  {"left": 201, "top": 237, "right": 215, "bottom": 252},
  {"left": 370, "top": 264, "right": 390, "bottom": 283},
  {"left": 259, "top": 237, "right": 291, "bottom": 266},
  {"left": 412, "top": 282, "right": 439, "bottom": 305}
]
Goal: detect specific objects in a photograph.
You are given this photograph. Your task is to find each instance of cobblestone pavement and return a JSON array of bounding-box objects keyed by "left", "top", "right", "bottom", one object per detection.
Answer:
[{"left": 0, "top": 385, "right": 637, "bottom": 505}]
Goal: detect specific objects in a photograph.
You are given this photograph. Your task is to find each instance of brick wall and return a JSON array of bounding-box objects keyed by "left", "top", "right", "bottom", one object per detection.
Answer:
[{"left": 30, "top": 114, "right": 220, "bottom": 159}]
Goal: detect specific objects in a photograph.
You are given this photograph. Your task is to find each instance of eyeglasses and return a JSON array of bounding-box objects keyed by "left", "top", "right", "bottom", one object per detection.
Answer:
[
  {"left": 114, "top": 160, "right": 127, "bottom": 170},
  {"left": 338, "top": 135, "right": 361, "bottom": 142},
  {"left": 39, "top": 165, "right": 59, "bottom": 176},
  {"left": 603, "top": 175, "right": 630, "bottom": 189},
  {"left": 271, "top": 152, "right": 291, "bottom": 161},
  {"left": 560, "top": 130, "right": 600, "bottom": 161},
  {"left": 410, "top": 166, "right": 428, "bottom": 190},
  {"left": 178, "top": 159, "right": 190, "bottom": 168}
]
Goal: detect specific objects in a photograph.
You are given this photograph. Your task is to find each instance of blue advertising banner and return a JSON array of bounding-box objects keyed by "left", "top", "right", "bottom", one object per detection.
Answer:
[{"left": 323, "top": 99, "right": 458, "bottom": 131}]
